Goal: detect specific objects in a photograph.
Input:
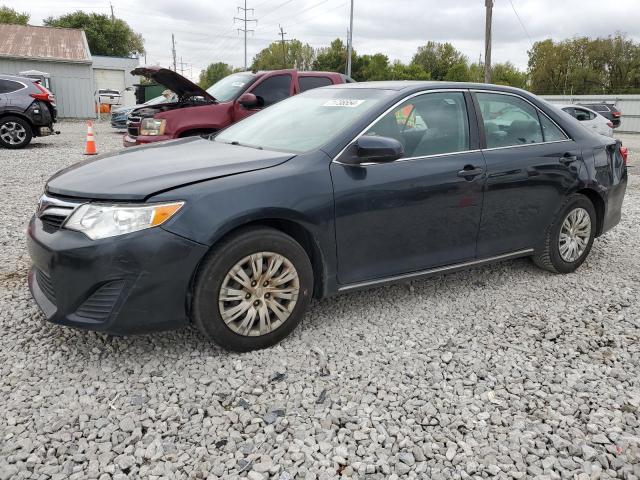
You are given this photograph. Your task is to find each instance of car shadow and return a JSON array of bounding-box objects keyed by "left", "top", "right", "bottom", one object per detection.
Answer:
[{"left": 27, "top": 256, "right": 553, "bottom": 360}]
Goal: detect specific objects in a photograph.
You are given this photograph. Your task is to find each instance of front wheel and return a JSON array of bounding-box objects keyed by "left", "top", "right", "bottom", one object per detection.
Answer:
[
  {"left": 533, "top": 194, "right": 596, "bottom": 273},
  {"left": 192, "top": 227, "right": 314, "bottom": 351}
]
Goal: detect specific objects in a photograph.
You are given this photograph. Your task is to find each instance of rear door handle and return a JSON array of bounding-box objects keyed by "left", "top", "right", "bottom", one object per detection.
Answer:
[
  {"left": 560, "top": 153, "right": 578, "bottom": 164},
  {"left": 457, "top": 166, "right": 484, "bottom": 179}
]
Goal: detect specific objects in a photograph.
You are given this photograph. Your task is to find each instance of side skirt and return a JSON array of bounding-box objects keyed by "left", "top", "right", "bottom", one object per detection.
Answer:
[{"left": 337, "top": 249, "right": 534, "bottom": 292}]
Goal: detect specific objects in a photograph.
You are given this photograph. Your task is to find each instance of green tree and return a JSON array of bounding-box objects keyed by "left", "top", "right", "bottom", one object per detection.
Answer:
[
  {"left": 251, "top": 39, "right": 315, "bottom": 70},
  {"left": 198, "top": 62, "right": 233, "bottom": 88},
  {"left": 313, "top": 38, "right": 349, "bottom": 73},
  {"left": 0, "top": 5, "right": 28, "bottom": 24},
  {"left": 411, "top": 42, "right": 467, "bottom": 80},
  {"left": 444, "top": 62, "right": 470, "bottom": 82},
  {"left": 388, "top": 61, "right": 431, "bottom": 80},
  {"left": 358, "top": 53, "right": 392, "bottom": 81},
  {"left": 44, "top": 11, "right": 144, "bottom": 57},
  {"left": 491, "top": 62, "right": 528, "bottom": 88}
]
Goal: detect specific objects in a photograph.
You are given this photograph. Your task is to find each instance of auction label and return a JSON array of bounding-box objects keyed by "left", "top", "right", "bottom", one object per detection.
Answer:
[{"left": 322, "top": 99, "right": 366, "bottom": 108}]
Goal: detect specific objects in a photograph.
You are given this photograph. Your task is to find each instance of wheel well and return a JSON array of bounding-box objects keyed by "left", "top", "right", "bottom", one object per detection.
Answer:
[
  {"left": 576, "top": 188, "right": 605, "bottom": 237},
  {"left": 212, "top": 219, "right": 325, "bottom": 299},
  {"left": 0, "top": 112, "right": 33, "bottom": 128}
]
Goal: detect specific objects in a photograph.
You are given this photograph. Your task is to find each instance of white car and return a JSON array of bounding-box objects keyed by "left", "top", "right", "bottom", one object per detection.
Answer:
[{"left": 556, "top": 104, "right": 613, "bottom": 137}]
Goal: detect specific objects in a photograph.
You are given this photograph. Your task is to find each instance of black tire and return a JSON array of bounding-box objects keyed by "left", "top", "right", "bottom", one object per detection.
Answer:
[
  {"left": 192, "top": 227, "right": 314, "bottom": 352},
  {"left": 0, "top": 116, "right": 33, "bottom": 149},
  {"left": 533, "top": 193, "right": 597, "bottom": 274}
]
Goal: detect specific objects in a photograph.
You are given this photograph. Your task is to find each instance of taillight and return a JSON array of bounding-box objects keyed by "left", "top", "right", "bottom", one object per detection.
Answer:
[
  {"left": 30, "top": 82, "right": 55, "bottom": 102},
  {"left": 620, "top": 146, "right": 628, "bottom": 165},
  {"left": 607, "top": 121, "right": 614, "bottom": 128},
  {"left": 612, "top": 111, "right": 621, "bottom": 117}
]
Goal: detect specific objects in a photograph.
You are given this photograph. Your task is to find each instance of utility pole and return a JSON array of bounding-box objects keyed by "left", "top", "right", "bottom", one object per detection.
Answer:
[
  {"left": 346, "top": 0, "right": 354, "bottom": 77},
  {"left": 110, "top": 3, "right": 115, "bottom": 24},
  {"left": 484, "top": 0, "right": 493, "bottom": 83},
  {"left": 171, "top": 34, "right": 177, "bottom": 72},
  {"left": 234, "top": 0, "right": 257, "bottom": 71},
  {"left": 279, "top": 25, "right": 287, "bottom": 69}
]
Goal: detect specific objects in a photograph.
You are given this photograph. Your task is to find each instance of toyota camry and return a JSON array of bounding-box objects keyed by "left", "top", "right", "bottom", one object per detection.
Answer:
[{"left": 27, "top": 82, "right": 628, "bottom": 351}]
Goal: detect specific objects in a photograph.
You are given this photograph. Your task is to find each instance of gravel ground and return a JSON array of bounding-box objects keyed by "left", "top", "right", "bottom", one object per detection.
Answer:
[{"left": 1, "top": 120, "right": 639, "bottom": 480}]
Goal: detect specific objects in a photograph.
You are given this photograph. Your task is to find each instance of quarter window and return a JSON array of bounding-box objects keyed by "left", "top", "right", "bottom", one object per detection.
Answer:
[
  {"left": 362, "top": 91, "right": 470, "bottom": 158},
  {"left": 539, "top": 114, "right": 567, "bottom": 142},
  {"left": 476, "top": 93, "right": 544, "bottom": 148},
  {"left": 250, "top": 75, "right": 292, "bottom": 107}
]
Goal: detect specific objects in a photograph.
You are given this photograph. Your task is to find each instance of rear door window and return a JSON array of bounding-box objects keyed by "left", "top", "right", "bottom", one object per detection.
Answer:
[
  {"left": 250, "top": 75, "right": 292, "bottom": 107},
  {"left": 299, "top": 76, "right": 333, "bottom": 92},
  {"left": 574, "top": 108, "right": 595, "bottom": 121},
  {"left": 476, "top": 92, "right": 543, "bottom": 148},
  {"left": 0, "top": 79, "right": 25, "bottom": 93}
]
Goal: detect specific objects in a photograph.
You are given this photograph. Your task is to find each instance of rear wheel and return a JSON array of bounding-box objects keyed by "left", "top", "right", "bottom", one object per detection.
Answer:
[
  {"left": 192, "top": 227, "right": 313, "bottom": 351},
  {"left": 533, "top": 194, "right": 596, "bottom": 273},
  {"left": 0, "top": 116, "right": 32, "bottom": 149}
]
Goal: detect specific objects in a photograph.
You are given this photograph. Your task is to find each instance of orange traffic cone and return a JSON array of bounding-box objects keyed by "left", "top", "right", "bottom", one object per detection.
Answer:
[{"left": 84, "top": 121, "right": 97, "bottom": 155}]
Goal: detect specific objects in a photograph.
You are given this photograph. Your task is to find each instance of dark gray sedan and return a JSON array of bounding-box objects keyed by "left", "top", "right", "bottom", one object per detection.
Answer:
[{"left": 28, "top": 81, "right": 627, "bottom": 351}]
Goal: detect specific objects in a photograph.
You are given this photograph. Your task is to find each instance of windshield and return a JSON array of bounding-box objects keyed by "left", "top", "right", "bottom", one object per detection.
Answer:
[
  {"left": 206, "top": 72, "right": 257, "bottom": 102},
  {"left": 215, "top": 88, "right": 393, "bottom": 153}
]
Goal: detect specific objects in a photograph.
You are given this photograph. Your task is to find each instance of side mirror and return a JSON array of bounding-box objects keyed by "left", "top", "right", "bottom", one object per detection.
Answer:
[
  {"left": 238, "top": 93, "right": 259, "bottom": 108},
  {"left": 344, "top": 136, "right": 404, "bottom": 164}
]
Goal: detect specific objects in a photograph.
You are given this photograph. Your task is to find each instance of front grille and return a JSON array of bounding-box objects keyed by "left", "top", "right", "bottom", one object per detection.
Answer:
[
  {"left": 127, "top": 115, "right": 140, "bottom": 137},
  {"left": 36, "top": 269, "right": 56, "bottom": 302},
  {"left": 36, "top": 194, "right": 80, "bottom": 230},
  {"left": 40, "top": 213, "right": 66, "bottom": 228},
  {"left": 75, "top": 281, "right": 124, "bottom": 320}
]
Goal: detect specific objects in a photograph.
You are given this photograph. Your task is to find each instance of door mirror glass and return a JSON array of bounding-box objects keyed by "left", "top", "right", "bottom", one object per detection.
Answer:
[
  {"left": 348, "top": 136, "right": 404, "bottom": 164},
  {"left": 238, "top": 92, "right": 260, "bottom": 108}
]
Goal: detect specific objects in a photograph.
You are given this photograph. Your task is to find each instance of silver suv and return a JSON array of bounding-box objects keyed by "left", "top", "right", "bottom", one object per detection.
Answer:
[{"left": 0, "top": 74, "right": 57, "bottom": 149}]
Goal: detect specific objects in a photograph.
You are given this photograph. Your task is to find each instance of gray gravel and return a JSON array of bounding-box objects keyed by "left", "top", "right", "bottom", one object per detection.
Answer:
[{"left": 1, "top": 120, "right": 639, "bottom": 479}]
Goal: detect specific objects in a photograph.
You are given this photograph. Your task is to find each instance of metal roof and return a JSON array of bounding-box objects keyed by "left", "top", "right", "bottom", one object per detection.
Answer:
[{"left": 0, "top": 24, "right": 91, "bottom": 63}]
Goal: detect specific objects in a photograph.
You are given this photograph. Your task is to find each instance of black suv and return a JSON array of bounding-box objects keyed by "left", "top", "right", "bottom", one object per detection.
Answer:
[
  {"left": 578, "top": 102, "right": 621, "bottom": 128},
  {"left": 0, "top": 74, "right": 57, "bottom": 149}
]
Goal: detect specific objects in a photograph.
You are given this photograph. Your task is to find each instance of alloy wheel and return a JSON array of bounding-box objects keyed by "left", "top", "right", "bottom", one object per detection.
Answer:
[
  {"left": 218, "top": 252, "right": 300, "bottom": 336},
  {"left": 558, "top": 207, "right": 591, "bottom": 263},
  {"left": 0, "top": 121, "right": 27, "bottom": 145}
]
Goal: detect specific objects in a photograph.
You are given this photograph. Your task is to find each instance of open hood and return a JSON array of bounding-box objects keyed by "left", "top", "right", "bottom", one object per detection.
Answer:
[{"left": 131, "top": 66, "right": 216, "bottom": 102}]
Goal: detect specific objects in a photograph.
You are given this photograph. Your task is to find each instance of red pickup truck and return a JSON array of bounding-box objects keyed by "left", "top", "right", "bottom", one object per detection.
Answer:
[{"left": 124, "top": 67, "right": 353, "bottom": 147}]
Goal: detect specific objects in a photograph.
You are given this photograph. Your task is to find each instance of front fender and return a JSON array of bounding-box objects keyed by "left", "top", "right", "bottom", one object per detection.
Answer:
[{"left": 152, "top": 151, "right": 338, "bottom": 297}]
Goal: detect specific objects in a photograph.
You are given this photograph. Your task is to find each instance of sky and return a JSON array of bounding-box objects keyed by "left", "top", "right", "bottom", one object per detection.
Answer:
[{"left": 6, "top": 0, "right": 640, "bottom": 81}]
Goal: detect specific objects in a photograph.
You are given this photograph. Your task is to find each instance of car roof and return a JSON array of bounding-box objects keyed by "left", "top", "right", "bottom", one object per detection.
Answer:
[
  {"left": 324, "top": 80, "right": 531, "bottom": 94},
  {"left": 0, "top": 73, "right": 34, "bottom": 83}
]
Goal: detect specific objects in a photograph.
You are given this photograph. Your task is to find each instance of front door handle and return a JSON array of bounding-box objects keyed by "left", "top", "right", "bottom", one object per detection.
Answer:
[
  {"left": 560, "top": 153, "right": 578, "bottom": 164},
  {"left": 457, "top": 165, "right": 484, "bottom": 180}
]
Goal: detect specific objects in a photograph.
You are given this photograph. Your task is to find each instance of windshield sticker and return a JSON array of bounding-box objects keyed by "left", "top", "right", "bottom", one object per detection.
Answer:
[
  {"left": 231, "top": 81, "right": 247, "bottom": 87},
  {"left": 322, "top": 99, "right": 366, "bottom": 108}
]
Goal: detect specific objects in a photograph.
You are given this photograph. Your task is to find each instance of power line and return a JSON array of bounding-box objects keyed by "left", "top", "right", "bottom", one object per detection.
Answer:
[
  {"left": 234, "top": 0, "right": 258, "bottom": 70},
  {"left": 508, "top": 0, "right": 533, "bottom": 47}
]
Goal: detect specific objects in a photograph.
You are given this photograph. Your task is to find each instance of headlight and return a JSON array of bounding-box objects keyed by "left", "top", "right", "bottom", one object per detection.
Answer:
[
  {"left": 65, "top": 202, "right": 184, "bottom": 240},
  {"left": 140, "top": 118, "right": 166, "bottom": 136}
]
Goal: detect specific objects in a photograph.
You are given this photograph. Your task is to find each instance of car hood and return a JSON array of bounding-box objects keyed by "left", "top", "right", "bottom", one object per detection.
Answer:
[
  {"left": 131, "top": 66, "right": 215, "bottom": 102},
  {"left": 46, "top": 138, "right": 295, "bottom": 201},
  {"left": 111, "top": 105, "right": 138, "bottom": 115}
]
